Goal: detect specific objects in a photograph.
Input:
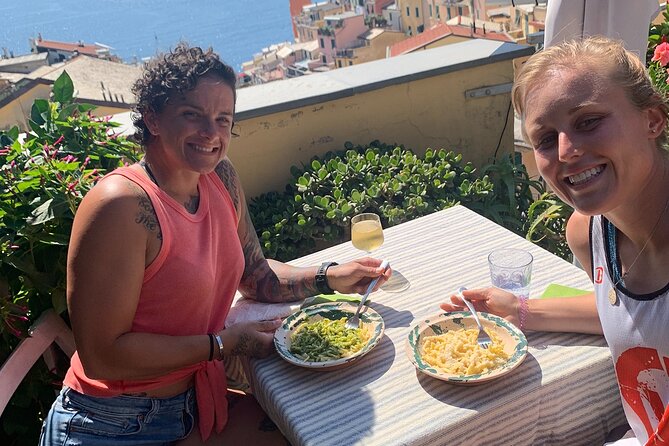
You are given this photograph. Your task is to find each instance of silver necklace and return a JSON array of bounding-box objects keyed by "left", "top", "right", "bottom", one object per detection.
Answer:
[{"left": 608, "top": 194, "right": 669, "bottom": 305}]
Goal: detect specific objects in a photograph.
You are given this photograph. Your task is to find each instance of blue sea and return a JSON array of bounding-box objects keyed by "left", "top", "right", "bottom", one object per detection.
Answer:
[{"left": 0, "top": 0, "right": 298, "bottom": 70}]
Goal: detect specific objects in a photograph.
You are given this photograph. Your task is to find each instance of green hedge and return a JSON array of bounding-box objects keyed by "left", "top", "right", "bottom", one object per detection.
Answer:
[
  {"left": 250, "top": 141, "right": 571, "bottom": 262},
  {"left": 250, "top": 141, "right": 495, "bottom": 261}
]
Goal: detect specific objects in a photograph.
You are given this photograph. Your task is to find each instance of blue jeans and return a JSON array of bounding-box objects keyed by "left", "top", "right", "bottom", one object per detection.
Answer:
[{"left": 39, "top": 386, "right": 196, "bottom": 446}]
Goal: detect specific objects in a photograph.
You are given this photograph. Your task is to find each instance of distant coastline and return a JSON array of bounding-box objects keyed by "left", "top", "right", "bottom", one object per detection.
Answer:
[{"left": 0, "top": 0, "right": 296, "bottom": 70}]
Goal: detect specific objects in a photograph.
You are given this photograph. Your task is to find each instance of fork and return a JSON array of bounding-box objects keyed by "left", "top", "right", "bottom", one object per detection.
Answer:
[
  {"left": 345, "top": 260, "right": 390, "bottom": 329},
  {"left": 457, "top": 286, "right": 492, "bottom": 349}
]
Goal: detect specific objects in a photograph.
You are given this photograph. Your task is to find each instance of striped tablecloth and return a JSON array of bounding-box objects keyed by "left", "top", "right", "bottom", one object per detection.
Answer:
[{"left": 245, "top": 205, "right": 627, "bottom": 446}]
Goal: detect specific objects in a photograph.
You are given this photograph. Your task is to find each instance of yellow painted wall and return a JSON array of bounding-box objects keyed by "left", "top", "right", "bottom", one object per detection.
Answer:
[
  {"left": 398, "top": 0, "right": 427, "bottom": 35},
  {"left": 337, "top": 31, "right": 406, "bottom": 66},
  {"left": 230, "top": 59, "right": 516, "bottom": 198},
  {"left": 0, "top": 83, "right": 51, "bottom": 131}
]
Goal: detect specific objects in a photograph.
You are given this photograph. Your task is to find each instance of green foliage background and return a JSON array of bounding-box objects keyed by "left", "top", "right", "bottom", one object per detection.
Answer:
[{"left": 0, "top": 72, "right": 140, "bottom": 444}]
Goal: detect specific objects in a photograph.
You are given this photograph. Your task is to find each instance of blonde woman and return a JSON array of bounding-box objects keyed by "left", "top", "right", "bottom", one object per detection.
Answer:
[{"left": 441, "top": 37, "right": 669, "bottom": 445}]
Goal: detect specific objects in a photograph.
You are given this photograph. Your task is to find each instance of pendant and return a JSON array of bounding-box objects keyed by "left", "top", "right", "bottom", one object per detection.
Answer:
[{"left": 608, "top": 287, "right": 618, "bottom": 305}]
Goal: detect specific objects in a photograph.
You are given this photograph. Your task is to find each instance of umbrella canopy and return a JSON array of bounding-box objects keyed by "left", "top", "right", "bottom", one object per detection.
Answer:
[{"left": 543, "top": 0, "right": 662, "bottom": 59}]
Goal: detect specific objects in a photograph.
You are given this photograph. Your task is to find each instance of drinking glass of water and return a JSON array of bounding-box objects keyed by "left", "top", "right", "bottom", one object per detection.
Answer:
[
  {"left": 488, "top": 248, "right": 533, "bottom": 299},
  {"left": 351, "top": 213, "right": 384, "bottom": 253}
]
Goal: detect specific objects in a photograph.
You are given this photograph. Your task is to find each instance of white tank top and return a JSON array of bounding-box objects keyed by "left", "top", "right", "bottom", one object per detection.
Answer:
[{"left": 590, "top": 215, "right": 669, "bottom": 444}]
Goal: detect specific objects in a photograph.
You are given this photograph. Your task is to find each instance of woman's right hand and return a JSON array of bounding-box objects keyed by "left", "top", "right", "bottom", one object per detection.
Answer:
[
  {"left": 440, "top": 287, "right": 522, "bottom": 328},
  {"left": 221, "top": 319, "right": 282, "bottom": 358}
]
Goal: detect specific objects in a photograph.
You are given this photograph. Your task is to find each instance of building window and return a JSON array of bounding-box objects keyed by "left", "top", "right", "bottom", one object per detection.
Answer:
[
  {"left": 406, "top": 6, "right": 410, "bottom": 16},
  {"left": 321, "top": 55, "right": 326, "bottom": 63},
  {"left": 429, "top": 4, "right": 432, "bottom": 16},
  {"left": 436, "top": 6, "right": 440, "bottom": 18},
  {"left": 331, "top": 39, "right": 336, "bottom": 48},
  {"left": 415, "top": 7, "right": 419, "bottom": 17},
  {"left": 349, "top": 60, "right": 352, "bottom": 66},
  {"left": 458, "top": 6, "right": 463, "bottom": 16},
  {"left": 447, "top": 8, "right": 451, "bottom": 19},
  {"left": 389, "top": 12, "right": 392, "bottom": 21},
  {"left": 320, "top": 38, "right": 324, "bottom": 48},
  {"left": 338, "top": 60, "right": 342, "bottom": 67}
]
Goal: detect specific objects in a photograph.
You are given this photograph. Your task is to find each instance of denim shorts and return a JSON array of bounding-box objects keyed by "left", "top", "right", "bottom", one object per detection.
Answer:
[{"left": 39, "top": 386, "right": 196, "bottom": 446}]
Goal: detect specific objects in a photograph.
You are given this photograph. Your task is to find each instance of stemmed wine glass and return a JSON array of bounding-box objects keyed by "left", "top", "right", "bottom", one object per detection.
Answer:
[
  {"left": 351, "top": 213, "right": 384, "bottom": 253},
  {"left": 350, "top": 213, "right": 410, "bottom": 292}
]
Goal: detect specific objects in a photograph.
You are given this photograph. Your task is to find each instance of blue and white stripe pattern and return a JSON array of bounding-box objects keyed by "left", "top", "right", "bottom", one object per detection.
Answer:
[{"left": 245, "top": 206, "right": 627, "bottom": 445}]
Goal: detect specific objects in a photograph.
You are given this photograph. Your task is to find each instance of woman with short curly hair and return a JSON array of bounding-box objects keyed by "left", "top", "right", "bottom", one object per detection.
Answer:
[{"left": 39, "top": 43, "right": 391, "bottom": 445}]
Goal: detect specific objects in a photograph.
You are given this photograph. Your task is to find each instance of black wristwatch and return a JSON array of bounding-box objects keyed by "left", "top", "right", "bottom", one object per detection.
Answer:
[{"left": 315, "top": 262, "right": 338, "bottom": 294}]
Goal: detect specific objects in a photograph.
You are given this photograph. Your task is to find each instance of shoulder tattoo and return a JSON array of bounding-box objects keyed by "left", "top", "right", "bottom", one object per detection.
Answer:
[
  {"left": 215, "top": 160, "right": 240, "bottom": 212},
  {"left": 130, "top": 185, "right": 162, "bottom": 241}
]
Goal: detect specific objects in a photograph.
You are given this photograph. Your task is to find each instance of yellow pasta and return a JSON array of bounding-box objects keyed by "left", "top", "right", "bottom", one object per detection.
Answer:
[{"left": 420, "top": 328, "right": 509, "bottom": 375}]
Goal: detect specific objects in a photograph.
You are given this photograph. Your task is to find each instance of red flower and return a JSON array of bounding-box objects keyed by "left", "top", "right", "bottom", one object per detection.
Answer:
[{"left": 652, "top": 42, "right": 669, "bottom": 66}]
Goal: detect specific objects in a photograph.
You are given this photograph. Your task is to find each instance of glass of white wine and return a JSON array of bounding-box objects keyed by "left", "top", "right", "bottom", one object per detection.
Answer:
[{"left": 351, "top": 213, "right": 384, "bottom": 253}]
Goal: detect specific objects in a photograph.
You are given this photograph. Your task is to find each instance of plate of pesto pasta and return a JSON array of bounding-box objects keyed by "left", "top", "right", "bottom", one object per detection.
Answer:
[
  {"left": 274, "top": 302, "right": 385, "bottom": 370},
  {"left": 406, "top": 311, "right": 527, "bottom": 385}
]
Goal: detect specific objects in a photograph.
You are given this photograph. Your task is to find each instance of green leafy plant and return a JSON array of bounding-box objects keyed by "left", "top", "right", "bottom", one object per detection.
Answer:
[
  {"left": 0, "top": 71, "right": 140, "bottom": 444},
  {"left": 250, "top": 141, "right": 496, "bottom": 261},
  {"left": 250, "top": 141, "right": 497, "bottom": 261},
  {"left": 525, "top": 192, "right": 573, "bottom": 260},
  {"left": 648, "top": 9, "right": 669, "bottom": 95},
  {"left": 471, "top": 154, "right": 545, "bottom": 234}
]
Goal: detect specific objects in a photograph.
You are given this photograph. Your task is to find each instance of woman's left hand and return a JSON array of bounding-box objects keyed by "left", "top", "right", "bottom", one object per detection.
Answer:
[{"left": 327, "top": 257, "right": 392, "bottom": 295}]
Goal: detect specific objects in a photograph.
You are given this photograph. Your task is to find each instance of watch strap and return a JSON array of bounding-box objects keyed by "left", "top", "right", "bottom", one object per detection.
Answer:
[{"left": 315, "top": 261, "right": 338, "bottom": 294}]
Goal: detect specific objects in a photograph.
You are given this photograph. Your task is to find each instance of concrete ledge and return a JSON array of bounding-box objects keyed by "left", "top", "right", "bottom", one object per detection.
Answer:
[{"left": 236, "top": 39, "right": 534, "bottom": 120}]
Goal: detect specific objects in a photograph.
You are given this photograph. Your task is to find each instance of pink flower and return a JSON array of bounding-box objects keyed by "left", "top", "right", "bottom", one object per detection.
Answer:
[{"left": 652, "top": 42, "right": 669, "bottom": 66}]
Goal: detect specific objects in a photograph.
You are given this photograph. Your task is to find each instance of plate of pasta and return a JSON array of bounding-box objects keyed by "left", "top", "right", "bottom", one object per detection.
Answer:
[
  {"left": 406, "top": 311, "right": 527, "bottom": 385},
  {"left": 274, "top": 302, "right": 385, "bottom": 370}
]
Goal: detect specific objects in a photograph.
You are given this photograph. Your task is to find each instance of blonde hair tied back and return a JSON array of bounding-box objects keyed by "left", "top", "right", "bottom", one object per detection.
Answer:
[{"left": 512, "top": 36, "right": 669, "bottom": 151}]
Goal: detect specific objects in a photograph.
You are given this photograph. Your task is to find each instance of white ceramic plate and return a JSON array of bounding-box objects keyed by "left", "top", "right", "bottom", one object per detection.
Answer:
[
  {"left": 406, "top": 311, "right": 527, "bottom": 385},
  {"left": 274, "top": 302, "right": 384, "bottom": 371}
]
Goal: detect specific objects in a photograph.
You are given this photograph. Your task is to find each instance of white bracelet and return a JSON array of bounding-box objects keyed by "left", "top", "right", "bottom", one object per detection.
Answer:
[{"left": 214, "top": 333, "right": 224, "bottom": 360}]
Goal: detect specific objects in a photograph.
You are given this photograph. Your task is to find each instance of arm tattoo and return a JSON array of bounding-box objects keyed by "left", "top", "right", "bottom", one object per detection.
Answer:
[
  {"left": 214, "top": 159, "right": 320, "bottom": 301},
  {"left": 135, "top": 194, "right": 162, "bottom": 241},
  {"left": 238, "top": 211, "right": 320, "bottom": 302},
  {"left": 214, "top": 160, "right": 240, "bottom": 213}
]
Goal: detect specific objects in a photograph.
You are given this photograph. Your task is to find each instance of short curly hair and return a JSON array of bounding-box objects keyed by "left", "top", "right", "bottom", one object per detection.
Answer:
[{"left": 131, "top": 42, "right": 237, "bottom": 145}]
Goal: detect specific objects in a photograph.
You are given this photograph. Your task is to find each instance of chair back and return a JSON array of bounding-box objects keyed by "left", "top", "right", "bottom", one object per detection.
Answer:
[{"left": 0, "top": 309, "right": 75, "bottom": 415}]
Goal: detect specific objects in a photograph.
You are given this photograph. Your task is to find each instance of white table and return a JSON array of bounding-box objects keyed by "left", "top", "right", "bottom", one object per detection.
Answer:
[{"left": 245, "top": 205, "right": 627, "bottom": 445}]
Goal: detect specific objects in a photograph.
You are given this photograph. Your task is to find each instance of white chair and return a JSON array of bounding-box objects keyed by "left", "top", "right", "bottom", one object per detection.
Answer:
[{"left": 0, "top": 309, "right": 75, "bottom": 416}]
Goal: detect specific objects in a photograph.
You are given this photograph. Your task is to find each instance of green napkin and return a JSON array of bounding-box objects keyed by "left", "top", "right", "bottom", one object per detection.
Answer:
[
  {"left": 301, "top": 293, "right": 363, "bottom": 309},
  {"left": 541, "top": 283, "right": 591, "bottom": 299}
]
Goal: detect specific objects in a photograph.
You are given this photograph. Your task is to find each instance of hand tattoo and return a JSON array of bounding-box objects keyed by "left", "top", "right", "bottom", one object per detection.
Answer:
[{"left": 231, "top": 333, "right": 263, "bottom": 357}]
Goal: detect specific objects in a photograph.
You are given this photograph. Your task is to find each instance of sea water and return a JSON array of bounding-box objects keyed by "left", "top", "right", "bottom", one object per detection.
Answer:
[{"left": 0, "top": 0, "right": 296, "bottom": 70}]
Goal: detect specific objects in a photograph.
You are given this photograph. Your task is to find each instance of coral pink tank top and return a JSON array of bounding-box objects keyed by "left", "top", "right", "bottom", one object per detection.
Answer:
[{"left": 63, "top": 166, "right": 244, "bottom": 440}]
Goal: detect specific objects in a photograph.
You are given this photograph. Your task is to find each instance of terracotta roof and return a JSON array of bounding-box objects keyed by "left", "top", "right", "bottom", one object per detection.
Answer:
[
  {"left": 27, "top": 55, "right": 140, "bottom": 105},
  {"left": 389, "top": 23, "right": 512, "bottom": 57},
  {"left": 34, "top": 38, "right": 105, "bottom": 57}
]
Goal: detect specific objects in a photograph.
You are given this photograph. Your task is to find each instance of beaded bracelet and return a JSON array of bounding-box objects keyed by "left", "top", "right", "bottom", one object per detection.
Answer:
[
  {"left": 518, "top": 297, "right": 529, "bottom": 332},
  {"left": 207, "top": 333, "right": 215, "bottom": 361}
]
